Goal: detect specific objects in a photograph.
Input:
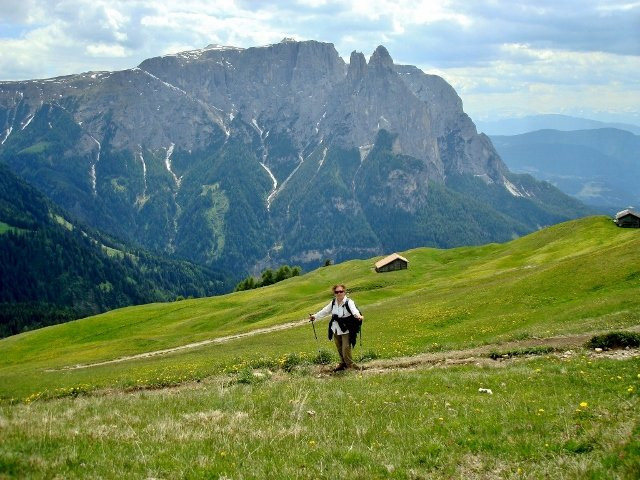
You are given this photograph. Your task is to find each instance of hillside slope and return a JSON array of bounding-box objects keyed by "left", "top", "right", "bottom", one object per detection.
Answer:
[
  {"left": 0, "top": 215, "right": 638, "bottom": 401},
  {"left": 0, "top": 162, "right": 230, "bottom": 337}
]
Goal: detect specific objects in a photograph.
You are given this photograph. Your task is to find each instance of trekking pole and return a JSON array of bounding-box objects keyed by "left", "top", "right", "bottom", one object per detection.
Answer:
[
  {"left": 309, "top": 314, "right": 324, "bottom": 360},
  {"left": 309, "top": 314, "right": 318, "bottom": 341}
]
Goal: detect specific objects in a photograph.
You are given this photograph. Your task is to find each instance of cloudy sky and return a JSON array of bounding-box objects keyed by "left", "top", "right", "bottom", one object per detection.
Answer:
[{"left": 1, "top": 0, "right": 639, "bottom": 123}]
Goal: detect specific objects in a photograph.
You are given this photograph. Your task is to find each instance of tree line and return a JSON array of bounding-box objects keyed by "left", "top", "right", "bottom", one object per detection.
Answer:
[{"left": 234, "top": 264, "right": 302, "bottom": 291}]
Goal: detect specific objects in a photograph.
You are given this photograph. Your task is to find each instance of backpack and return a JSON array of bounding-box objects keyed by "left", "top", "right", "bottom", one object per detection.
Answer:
[{"left": 329, "top": 297, "right": 362, "bottom": 347}]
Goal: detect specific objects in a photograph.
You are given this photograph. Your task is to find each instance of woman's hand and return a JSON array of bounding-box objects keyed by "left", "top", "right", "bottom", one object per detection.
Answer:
[{"left": 309, "top": 314, "right": 316, "bottom": 322}]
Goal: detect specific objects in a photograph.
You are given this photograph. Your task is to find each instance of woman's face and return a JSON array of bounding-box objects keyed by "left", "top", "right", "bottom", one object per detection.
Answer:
[{"left": 333, "top": 287, "right": 345, "bottom": 298}]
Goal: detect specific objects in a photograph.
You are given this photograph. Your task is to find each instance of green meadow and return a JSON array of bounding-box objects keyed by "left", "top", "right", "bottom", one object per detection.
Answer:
[{"left": 0, "top": 215, "right": 639, "bottom": 478}]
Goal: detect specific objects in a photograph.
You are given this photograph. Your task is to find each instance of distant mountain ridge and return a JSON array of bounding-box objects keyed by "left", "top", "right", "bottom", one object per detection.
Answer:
[
  {"left": 477, "top": 114, "right": 640, "bottom": 136},
  {"left": 491, "top": 128, "right": 640, "bottom": 210},
  {"left": 0, "top": 39, "right": 591, "bottom": 274}
]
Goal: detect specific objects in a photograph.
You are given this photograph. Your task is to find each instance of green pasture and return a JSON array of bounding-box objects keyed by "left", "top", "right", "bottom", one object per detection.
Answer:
[
  {"left": 1, "top": 355, "right": 638, "bottom": 479},
  {"left": 0, "top": 216, "right": 639, "bottom": 402}
]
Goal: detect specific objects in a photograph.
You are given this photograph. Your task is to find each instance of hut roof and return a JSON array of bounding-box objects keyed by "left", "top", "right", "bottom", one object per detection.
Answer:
[
  {"left": 615, "top": 209, "right": 640, "bottom": 219},
  {"left": 374, "top": 253, "right": 409, "bottom": 269}
]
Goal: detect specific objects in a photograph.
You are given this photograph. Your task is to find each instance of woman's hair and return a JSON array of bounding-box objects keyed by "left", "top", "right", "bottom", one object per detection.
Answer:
[{"left": 332, "top": 284, "right": 346, "bottom": 293}]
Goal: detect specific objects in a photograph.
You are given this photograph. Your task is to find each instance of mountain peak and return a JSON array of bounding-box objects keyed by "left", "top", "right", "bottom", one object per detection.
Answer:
[
  {"left": 369, "top": 45, "right": 394, "bottom": 69},
  {"left": 347, "top": 51, "right": 367, "bottom": 79}
]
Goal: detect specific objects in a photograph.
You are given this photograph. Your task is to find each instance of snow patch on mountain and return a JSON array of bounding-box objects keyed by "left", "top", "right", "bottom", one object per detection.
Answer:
[
  {"left": 135, "top": 146, "right": 149, "bottom": 207},
  {"left": 164, "top": 143, "right": 181, "bottom": 188},
  {"left": 1, "top": 127, "right": 12, "bottom": 145},
  {"left": 268, "top": 153, "right": 305, "bottom": 208},
  {"left": 21, "top": 114, "right": 34, "bottom": 130},
  {"left": 359, "top": 144, "right": 374, "bottom": 162},
  {"left": 261, "top": 163, "right": 278, "bottom": 211},
  {"left": 317, "top": 146, "right": 328, "bottom": 171},
  {"left": 503, "top": 176, "right": 528, "bottom": 197},
  {"left": 89, "top": 136, "right": 101, "bottom": 196},
  {"left": 136, "top": 68, "right": 188, "bottom": 97}
]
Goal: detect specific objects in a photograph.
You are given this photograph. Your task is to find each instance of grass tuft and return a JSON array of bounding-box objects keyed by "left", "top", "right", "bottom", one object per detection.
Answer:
[
  {"left": 585, "top": 331, "right": 640, "bottom": 350},
  {"left": 357, "top": 349, "right": 381, "bottom": 361}
]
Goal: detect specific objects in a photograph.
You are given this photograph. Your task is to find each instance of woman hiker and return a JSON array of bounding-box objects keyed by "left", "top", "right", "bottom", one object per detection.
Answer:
[{"left": 309, "top": 284, "right": 363, "bottom": 371}]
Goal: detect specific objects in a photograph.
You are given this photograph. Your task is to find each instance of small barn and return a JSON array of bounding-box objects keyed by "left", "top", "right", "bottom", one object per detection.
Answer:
[
  {"left": 614, "top": 209, "right": 640, "bottom": 228},
  {"left": 375, "top": 253, "right": 409, "bottom": 273}
]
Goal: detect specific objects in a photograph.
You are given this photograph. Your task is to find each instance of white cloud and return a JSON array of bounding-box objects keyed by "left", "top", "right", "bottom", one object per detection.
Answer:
[
  {"left": 440, "top": 48, "right": 640, "bottom": 121},
  {"left": 0, "top": 0, "right": 638, "bottom": 122},
  {"left": 86, "top": 43, "right": 128, "bottom": 57}
]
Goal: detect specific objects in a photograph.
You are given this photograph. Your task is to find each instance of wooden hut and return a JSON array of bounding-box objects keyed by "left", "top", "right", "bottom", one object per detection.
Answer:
[
  {"left": 614, "top": 209, "right": 640, "bottom": 228},
  {"left": 375, "top": 253, "right": 409, "bottom": 273}
]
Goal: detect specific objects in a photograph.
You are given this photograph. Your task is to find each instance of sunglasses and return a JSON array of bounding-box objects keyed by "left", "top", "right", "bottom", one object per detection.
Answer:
[{"left": 334, "top": 290, "right": 345, "bottom": 294}]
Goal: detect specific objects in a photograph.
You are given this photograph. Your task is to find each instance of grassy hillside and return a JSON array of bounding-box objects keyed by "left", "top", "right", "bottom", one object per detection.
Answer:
[
  {"left": 1, "top": 215, "right": 638, "bottom": 401},
  {"left": 0, "top": 215, "right": 639, "bottom": 479}
]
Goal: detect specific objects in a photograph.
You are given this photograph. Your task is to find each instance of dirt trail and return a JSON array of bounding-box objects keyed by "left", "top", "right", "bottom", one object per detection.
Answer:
[
  {"left": 54, "top": 318, "right": 311, "bottom": 371},
  {"left": 54, "top": 321, "right": 640, "bottom": 373},
  {"left": 355, "top": 328, "right": 640, "bottom": 375}
]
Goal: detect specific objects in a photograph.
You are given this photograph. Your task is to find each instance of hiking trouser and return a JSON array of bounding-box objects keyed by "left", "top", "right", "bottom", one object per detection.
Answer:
[{"left": 333, "top": 333, "right": 353, "bottom": 367}]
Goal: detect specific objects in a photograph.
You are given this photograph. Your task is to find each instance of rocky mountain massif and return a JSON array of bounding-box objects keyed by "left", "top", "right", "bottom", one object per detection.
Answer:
[{"left": 0, "top": 39, "right": 591, "bottom": 275}]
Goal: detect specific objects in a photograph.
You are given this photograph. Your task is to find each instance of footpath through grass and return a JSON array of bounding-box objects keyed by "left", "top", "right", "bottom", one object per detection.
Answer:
[{"left": 1, "top": 354, "right": 638, "bottom": 479}]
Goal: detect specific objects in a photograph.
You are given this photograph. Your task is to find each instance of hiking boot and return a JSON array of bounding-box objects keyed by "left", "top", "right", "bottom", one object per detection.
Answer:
[{"left": 333, "top": 363, "right": 347, "bottom": 372}]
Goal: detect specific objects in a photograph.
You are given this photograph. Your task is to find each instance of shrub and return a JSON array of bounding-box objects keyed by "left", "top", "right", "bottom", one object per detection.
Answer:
[
  {"left": 280, "top": 353, "right": 303, "bottom": 372},
  {"left": 585, "top": 331, "right": 640, "bottom": 350},
  {"left": 312, "top": 349, "right": 333, "bottom": 365}
]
